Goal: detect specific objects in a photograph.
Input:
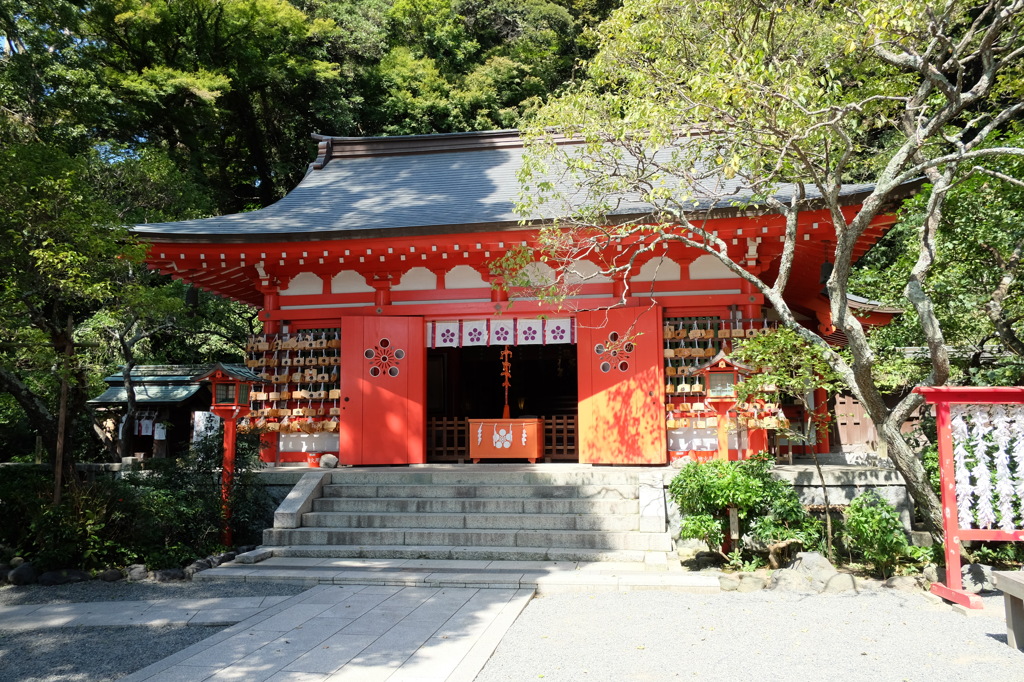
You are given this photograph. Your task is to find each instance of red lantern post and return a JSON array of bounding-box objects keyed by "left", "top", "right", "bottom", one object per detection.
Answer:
[{"left": 194, "top": 364, "right": 256, "bottom": 547}]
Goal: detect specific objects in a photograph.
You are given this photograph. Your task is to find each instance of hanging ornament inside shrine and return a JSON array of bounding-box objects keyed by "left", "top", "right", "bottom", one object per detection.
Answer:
[{"left": 500, "top": 345, "right": 512, "bottom": 419}]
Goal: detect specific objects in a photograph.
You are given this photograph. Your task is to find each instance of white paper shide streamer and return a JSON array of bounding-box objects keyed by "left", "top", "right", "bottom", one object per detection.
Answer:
[
  {"left": 951, "top": 405, "right": 975, "bottom": 529},
  {"left": 950, "top": 404, "right": 1024, "bottom": 530}
]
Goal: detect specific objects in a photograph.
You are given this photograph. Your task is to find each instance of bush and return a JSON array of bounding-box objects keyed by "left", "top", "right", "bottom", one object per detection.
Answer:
[
  {"left": 668, "top": 452, "right": 821, "bottom": 558},
  {"left": 0, "top": 431, "right": 273, "bottom": 571},
  {"left": 843, "top": 490, "right": 908, "bottom": 578}
]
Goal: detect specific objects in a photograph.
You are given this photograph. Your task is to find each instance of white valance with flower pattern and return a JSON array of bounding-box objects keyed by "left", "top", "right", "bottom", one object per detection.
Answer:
[{"left": 426, "top": 319, "right": 575, "bottom": 348}]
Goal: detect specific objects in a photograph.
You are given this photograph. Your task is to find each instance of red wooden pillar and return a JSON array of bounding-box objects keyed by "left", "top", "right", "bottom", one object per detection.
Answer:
[
  {"left": 220, "top": 418, "right": 237, "bottom": 546},
  {"left": 814, "top": 387, "right": 830, "bottom": 454},
  {"left": 258, "top": 284, "right": 281, "bottom": 465}
]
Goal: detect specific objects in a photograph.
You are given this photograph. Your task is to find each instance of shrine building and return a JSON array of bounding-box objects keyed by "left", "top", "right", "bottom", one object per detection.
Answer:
[{"left": 134, "top": 129, "right": 899, "bottom": 467}]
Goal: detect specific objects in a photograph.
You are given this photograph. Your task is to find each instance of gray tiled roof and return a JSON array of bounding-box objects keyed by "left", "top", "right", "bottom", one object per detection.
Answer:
[{"left": 132, "top": 132, "right": 876, "bottom": 238}]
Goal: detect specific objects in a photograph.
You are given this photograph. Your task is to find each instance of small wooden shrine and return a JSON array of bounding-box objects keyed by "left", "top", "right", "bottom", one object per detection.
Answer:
[{"left": 134, "top": 130, "right": 899, "bottom": 466}]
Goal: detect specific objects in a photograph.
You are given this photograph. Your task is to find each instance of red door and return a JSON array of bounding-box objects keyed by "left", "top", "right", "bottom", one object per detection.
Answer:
[
  {"left": 337, "top": 316, "right": 425, "bottom": 465},
  {"left": 577, "top": 306, "right": 666, "bottom": 464}
]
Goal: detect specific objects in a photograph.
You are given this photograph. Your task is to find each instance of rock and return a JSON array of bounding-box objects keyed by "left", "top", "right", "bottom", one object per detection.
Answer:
[
  {"left": 206, "top": 555, "right": 223, "bottom": 567},
  {"left": 126, "top": 564, "right": 150, "bottom": 581},
  {"left": 787, "top": 552, "right": 838, "bottom": 592},
  {"left": 737, "top": 574, "right": 766, "bottom": 592},
  {"left": 884, "top": 575, "right": 922, "bottom": 592},
  {"left": 319, "top": 454, "right": 339, "bottom": 468},
  {"left": 718, "top": 574, "right": 740, "bottom": 591},
  {"left": 237, "top": 545, "right": 257, "bottom": 554},
  {"left": 183, "top": 565, "right": 199, "bottom": 579},
  {"left": 221, "top": 552, "right": 236, "bottom": 562},
  {"left": 8, "top": 562, "right": 37, "bottom": 585},
  {"left": 676, "top": 539, "right": 710, "bottom": 562},
  {"left": 192, "top": 558, "right": 212, "bottom": 571},
  {"left": 823, "top": 573, "right": 858, "bottom": 593},
  {"left": 98, "top": 568, "right": 123, "bottom": 582},
  {"left": 153, "top": 568, "right": 185, "bottom": 582},
  {"left": 9, "top": 556, "right": 25, "bottom": 568},
  {"left": 38, "top": 569, "right": 91, "bottom": 586},
  {"left": 768, "top": 568, "right": 817, "bottom": 593},
  {"left": 962, "top": 563, "right": 995, "bottom": 594},
  {"left": 922, "top": 564, "right": 939, "bottom": 585},
  {"left": 692, "top": 551, "right": 722, "bottom": 570}
]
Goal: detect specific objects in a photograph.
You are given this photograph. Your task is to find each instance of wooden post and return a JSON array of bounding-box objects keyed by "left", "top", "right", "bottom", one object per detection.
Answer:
[{"left": 221, "top": 417, "right": 237, "bottom": 547}]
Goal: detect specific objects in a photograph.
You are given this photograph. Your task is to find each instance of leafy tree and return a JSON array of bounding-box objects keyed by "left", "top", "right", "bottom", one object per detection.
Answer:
[
  {"left": 731, "top": 328, "right": 846, "bottom": 559},
  {"left": 512, "top": 0, "right": 1024, "bottom": 538}
]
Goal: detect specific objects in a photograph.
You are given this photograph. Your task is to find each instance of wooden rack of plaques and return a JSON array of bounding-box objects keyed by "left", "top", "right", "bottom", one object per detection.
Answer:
[
  {"left": 241, "top": 331, "right": 341, "bottom": 435},
  {"left": 662, "top": 317, "right": 785, "bottom": 460}
]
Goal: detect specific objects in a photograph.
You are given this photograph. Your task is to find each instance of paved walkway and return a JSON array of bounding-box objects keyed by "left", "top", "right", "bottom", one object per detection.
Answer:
[{"left": 120, "top": 584, "right": 534, "bottom": 682}]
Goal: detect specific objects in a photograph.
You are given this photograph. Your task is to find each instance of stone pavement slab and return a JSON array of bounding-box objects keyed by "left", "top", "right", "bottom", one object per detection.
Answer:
[{"left": 120, "top": 584, "right": 535, "bottom": 682}]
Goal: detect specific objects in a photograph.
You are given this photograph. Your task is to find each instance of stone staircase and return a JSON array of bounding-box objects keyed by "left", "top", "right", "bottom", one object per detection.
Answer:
[{"left": 260, "top": 465, "right": 674, "bottom": 563}]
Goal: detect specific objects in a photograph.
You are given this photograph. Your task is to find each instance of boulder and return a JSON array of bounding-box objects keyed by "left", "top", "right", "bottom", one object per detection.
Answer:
[
  {"left": 676, "top": 539, "right": 710, "bottom": 562},
  {"left": 767, "top": 568, "right": 817, "bottom": 593},
  {"left": 192, "top": 558, "right": 213, "bottom": 571},
  {"left": 37, "top": 569, "right": 91, "bottom": 586},
  {"left": 8, "top": 562, "right": 37, "bottom": 585},
  {"left": 718, "top": 574, "right": 740, "bottom": 591},
  {"left": 787, "top": 552, "right": 838, "bottom": 592},
  {"left": 884, "top": 575, "right": 923, "bottom": 592},
  {"left": 126, "top": 564, "right": 150, "bottom": 581},
  {"left": 961, "top": 563, "right": 995, "bottom": 594},
  {"left": 152, "top": 568, "right": 185, "bottom": 582},
  {"left": 319, "top": 454, "right": 339, "bottom": 468},
  {"left": 9, "top": 556, "right": 25, "bottom": 568},
  {"left": 98, "top": 568, "right": 123, "bottom": 582},
  {"left": 737, "top": 573, "right": 766, "bottom": 592},
  {"left": 823, "top": 573, "right": 858, "bottom": 593},
  {"left": 922, "top": 564, "right": 940, "bottom": 585},
  {"left": 206, "top": 555, "right": 223, "bottom": 567}
]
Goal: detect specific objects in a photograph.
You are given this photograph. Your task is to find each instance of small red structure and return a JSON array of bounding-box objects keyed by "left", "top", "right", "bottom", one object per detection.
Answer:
[
  {"left": 193, "top": 363, "right": 258, "bottom": 545},
  {"left": 136, "top": 130, "right": 899, "bottom": 466},
  {"left": 915, "top": 386, "right": 1024, "bottom": 609}
]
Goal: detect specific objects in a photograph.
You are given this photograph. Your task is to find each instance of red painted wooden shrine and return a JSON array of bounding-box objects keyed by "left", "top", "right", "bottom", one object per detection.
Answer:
[{"left": 135, "top": 130, "right": 900, "bottom": 466}]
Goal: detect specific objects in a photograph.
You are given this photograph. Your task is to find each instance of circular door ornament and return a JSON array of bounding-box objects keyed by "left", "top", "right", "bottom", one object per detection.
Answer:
[
  {"left": 365, "top": 338, "right": 406, "bottom": 378},
  {"left": 594, "top": 330, "right": 633, "bottom": 373}
]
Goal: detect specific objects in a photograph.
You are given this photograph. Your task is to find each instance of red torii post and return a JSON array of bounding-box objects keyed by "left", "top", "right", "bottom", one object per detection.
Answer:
[{"left": 914, "top": 386, "right": 1024, "bottom": 610}]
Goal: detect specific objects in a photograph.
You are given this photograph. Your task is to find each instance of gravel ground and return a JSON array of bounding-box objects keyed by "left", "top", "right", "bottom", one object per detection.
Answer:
[
  {"left": 475, "top": 588, "right": 1020, "bottom": 682},
  {"left": 0, "top": 579, "right": 309, "bottom": 682},
  {"left": 0, "top": 578, "right": 308, "bottom": 607},
  {"left": 0, "top": 625, "right": 217, "bottom": 682},
  {"left": 1, "top": 579, "right": 1020, "bottom": 682}
]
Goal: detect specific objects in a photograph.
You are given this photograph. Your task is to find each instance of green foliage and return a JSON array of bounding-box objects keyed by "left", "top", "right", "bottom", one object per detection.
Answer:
[
  {"left": 669, "top": 452, "right": 821, "bottom": 556},
  {"left": 843, "top": 490, "right": 908, "bottom": 578},
  {"left": 0, "top": 433, "right": 272, "bottom": 571}
]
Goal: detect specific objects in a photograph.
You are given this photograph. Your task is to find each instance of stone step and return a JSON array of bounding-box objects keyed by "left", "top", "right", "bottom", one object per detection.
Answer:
[
  {"left": 321, "top": 483, "right": 639, "bottom": 500},
  {"left": 190, "top": 555, "right": 722, "bottom": 594},
  {"left": 299, "top": 511, "right": 641, "bottom": 532},
  {"left": 311, "top": 496, "right": 639, "bottom": 515},
  {"left": 263, "top": 527, "right": 673, "bottom": 552},
  {"left": 262, "top": 544, "right": 662, "bottom": 563},
  {"left": 325, "top": 467, "right": 649, "bottom": 487}
]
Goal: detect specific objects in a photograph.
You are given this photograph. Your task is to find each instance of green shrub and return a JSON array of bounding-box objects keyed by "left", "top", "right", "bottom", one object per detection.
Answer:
[
  {"left": 668, "top": 452, "right": 821, "bottom": 557},
  {"left": 843, "top": 490, "right": 908, "bottom": 578},
  {"left": 1, "top": 431, "right": 273, "bottom": 571}
]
